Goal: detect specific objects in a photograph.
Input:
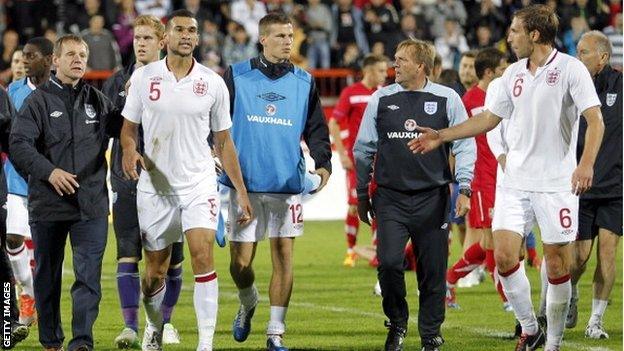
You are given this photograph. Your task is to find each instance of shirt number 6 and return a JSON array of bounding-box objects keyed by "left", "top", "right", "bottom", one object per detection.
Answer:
[{"left": 513, "top": 78, "right": 523, "bottom": 97}]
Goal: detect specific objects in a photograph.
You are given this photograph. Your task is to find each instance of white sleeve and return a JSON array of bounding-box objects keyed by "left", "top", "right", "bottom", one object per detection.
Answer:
[
  {"left": 121, "top": 68, "right": 144, "bottom": 124},
  {"left": 209, "top": 75, "right": 233, "bottom": 132},
  {"left": 568, "top": 58, "right": 601, "bottom": 113},
  {"left": 484, "top": 74, "right": 513, "bottom": 119}
]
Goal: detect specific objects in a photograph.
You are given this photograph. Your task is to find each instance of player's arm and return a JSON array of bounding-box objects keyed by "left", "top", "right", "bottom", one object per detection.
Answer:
[
  {"left": 119, "top": 119, "right": 145, "bottom": 180},
  {"left": 328, "top": 87, "right": 353, "bottom": 170},
  {"left": 486, "top": 121, "right": 507, "bottom": 171},
  {"left": 448, "top": 91, "right": 476, "bottom": 216},
  {"left": 353, "top": 91, "right": 379, "bottom": 225},
  {"left": 303, "top": 79, "right": 332, "bottom": 191},
  {"left": 573, "top": 106, "right": 604, "bottom": 194},
  {"left": 213, "top": 129, "right": 253, "bottom": 225}
]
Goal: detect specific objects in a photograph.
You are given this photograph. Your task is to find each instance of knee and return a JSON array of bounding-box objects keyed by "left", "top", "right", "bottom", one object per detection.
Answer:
[
  {"left": 494, "top": 249, "right": 518, "bottom": 273},
  {"left": 573, "top": 248, "right": 590, "bottom": 271},
  {"left": 347, "top": 205, "right": 358, "bottom": 216},
  {"left": 230, "top": 256, "right": 253, "bottom": 275},
  {"left": 377, "top": 253, "right": 404, "bottom": 272},
  {"left": 546, "top": 256, "right": 569, "bottom": 278}
]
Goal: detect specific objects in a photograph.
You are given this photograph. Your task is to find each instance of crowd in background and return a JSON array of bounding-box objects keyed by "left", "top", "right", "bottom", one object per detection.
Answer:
[{"left": 0, "top": 0, "right": 621, "bottom": 85}]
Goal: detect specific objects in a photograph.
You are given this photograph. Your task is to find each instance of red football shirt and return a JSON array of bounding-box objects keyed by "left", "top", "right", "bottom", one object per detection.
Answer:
[
  {"left": 332, "top": 82, "right": 377, "bottom": 159},
  {"left": 462, "top": 85, "right": 497, "bottom": 191}
]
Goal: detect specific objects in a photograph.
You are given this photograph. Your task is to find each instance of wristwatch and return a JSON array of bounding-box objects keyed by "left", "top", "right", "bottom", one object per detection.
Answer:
[{"left": 458, "top": 188, "right": 472, "bottom": 198}]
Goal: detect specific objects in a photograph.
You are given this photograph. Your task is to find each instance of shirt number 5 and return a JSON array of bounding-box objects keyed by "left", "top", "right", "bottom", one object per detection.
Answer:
[
  {"left": 513, "top": 78, "right": 523, "bottom": 97},
  {"left": 149, "top": 81, "right": 161, "bottom": 101}
]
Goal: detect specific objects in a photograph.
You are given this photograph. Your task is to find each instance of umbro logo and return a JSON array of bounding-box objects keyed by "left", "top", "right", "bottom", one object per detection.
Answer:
[
  {"left": 50, "top": 111, "right": 63, "bottom": 118},
  {"left": 387, "top": 105, "right": 400, "bottom": 110},
  {"left": 257, "top": 92, "right": 286, "bottom": 102},
  {"left": 85, "top": 120, "right": 99, "bottom": 124},
  {"left": 118, "top": 91, "right": 126, "bottom": 97}
]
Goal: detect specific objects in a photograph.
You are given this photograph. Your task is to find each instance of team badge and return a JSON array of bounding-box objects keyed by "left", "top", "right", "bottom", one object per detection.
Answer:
[
  {"left": 424, "top": 101, "right": 437, "bottom": 115},
  {"left": 404, "top": 119, "right": 417, "bottom": 131},
  {"left": 193, "top": 79, "right": 207, "bottom": 96},
  {"left": 258, "top": 92, "right": 286, "bottom": 102},
  {"left": 84, "top": 104, "right": 96, "bottom": 118},
  {"left": 546, "top": 68, "right": 561, "bottom": 86},
  {"left": 266, "top": 104, "right": 277, "bottom": 116},
  {"left": 606, "top": 93, "right": 617, "bottom": 107}
]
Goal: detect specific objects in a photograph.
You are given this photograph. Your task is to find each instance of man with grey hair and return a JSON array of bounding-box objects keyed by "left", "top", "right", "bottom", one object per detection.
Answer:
[{"left": 567, "top": 30, "right": 622, "bottom": 340}]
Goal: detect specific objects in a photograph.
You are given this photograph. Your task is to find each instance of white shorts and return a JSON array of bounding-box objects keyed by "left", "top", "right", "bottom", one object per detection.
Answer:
[
  {"left": 137, "top": 181, "right": 219, "bottom": 252},
  {"left": 228, "top": 190, "right": 304, "bottom": 242},
  {"left": 492, "top": 187, "right": 578, "bottom": 244},
  {"left": 6, "top": 194, "right": 31, "bottom": 237}
]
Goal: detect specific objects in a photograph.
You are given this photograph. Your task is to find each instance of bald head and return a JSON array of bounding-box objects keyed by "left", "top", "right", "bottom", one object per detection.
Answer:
[{"left": 577, "top": 30, "right": 612, "bottom": 76}]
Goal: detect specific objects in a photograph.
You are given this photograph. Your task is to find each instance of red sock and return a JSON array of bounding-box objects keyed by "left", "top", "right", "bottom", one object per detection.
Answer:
[
  {"left": 345, "top": 213, "right": 359, "bottom": 249},
  {"left": 447, "top": 242, "right": 486, "bottom": 284}
]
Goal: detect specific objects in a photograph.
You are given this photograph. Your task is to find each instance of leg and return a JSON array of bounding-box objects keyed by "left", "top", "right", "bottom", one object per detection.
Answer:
[
  {"left": 586, "top": 228, "right": 619, "bottom": 339},
  {"left": 494, "top": 230, "right": 539, "bottom": 335},
  {"left": 267, "top": 237, "right": 294, "bottom": 337},
  {"left": 565, "top": 239, "right": 592, "bottom": 328},
  {"left": 30, "top": 220, "right": 70, "bottom": 349},
  {"left": 161, "top": 242, "right": 185, "bottom": 345},
  {"left": 142, "top": 247, "right": 172, "bottom": 331},
  {"left": 67, "top": 217, "right": 108, "bottom": 351},
  {"left": 344, "top": 169, "right": 359, "bottom": 267},
  {"left": 543, "top": 242, "right": 573, "bottom": 349},
  {"left": 186, "top": 227, "right": 219, "bottom": 348}
]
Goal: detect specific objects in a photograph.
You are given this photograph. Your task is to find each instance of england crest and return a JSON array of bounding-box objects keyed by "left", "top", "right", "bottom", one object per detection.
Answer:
[
  {"left": 606, "top": 93, "right": 617, "bottom": 107},
  {"left": 546, "top": 68, "right": 561, "bottom": 86},
  {"left": 193, "top": 79, "right": 207, "bottom": 96},
  {"left": 424, "top": 101, "right": 437, "bottom": 115},
  {"left": 84, "top": 104, "right": 96, "bottom": 118}
]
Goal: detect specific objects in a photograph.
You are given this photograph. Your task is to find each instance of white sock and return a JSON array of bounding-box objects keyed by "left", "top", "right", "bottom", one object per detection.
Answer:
[
  {"left": 238, "top": 285, "right": 258, "bottom": 311},
  {"left": 499, "top": 262, "right": 538, "bottom": 335},
  {"left": 194, "top": 271, "right": 218, "bottom": 347},
  {"left": 589, "top": 299, "right": 608, "bottom": 324},
  {"left": 267, "top": 306, "right": 287, "bottom": 335},
  {"left": 538, "top": 257, "right": 548, "bottom": 317},
  {"left": 6, "top": 243, "right": 34, "bottom": 296},
  {"left": 143, "top": 282, "right": 166, "bottom": 330},
  {"left": 545, "top": 276, "right": 571, "bottom": 349}
]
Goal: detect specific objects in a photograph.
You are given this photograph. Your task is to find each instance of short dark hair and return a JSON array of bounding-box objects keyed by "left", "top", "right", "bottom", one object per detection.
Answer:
[
  {"left": 361, "top": 54, "right": 387, "bottom": 68},
  {"left": 514, "top": 4, "right": 559, "bottom": 46},
  {"left": 474, "top": 47, "right": 505, "bottom": 80},
  {"left": 258, "top": 12, "right": 292, "bottom": 37},
  {"left": 166, "top": 9, "right": 197, "bottom": 29},
  {"left": 438, "top": 69, "right": 460, "bottom": 88},
  {"left": 26, "top": 37, "right": 54, "bottom": 57}
]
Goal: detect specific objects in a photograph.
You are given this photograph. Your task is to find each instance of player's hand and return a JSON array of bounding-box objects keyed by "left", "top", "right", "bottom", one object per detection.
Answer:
[
  {"left": 497, "top": 154, "right": 507, "bottom": 172},
  {"left": 357, "top": 198, "right": 374, "bottom": 226},
  {"left": 236, "top": 191, "right": 253, "bottom": 226},
  {"left": 571, "top": 162, "right": 593, "bottom": 195},
  {"left": 48, "top": 168, "right": 79, "bottom": 196},
  {"left": 339, "top": 153, "right": 354, "bottom": 170},
  {"left": 314, "top": 167, "right": 330, "bottom": 192},
  {"left": 456, "top": 194, "right": 471, "bottom": 217},
  {"left": 408, "top": 126, "right": 443, "bottom": 154},
  {"left": 122, "top": 148, "right": 146, "bottom": 181}
]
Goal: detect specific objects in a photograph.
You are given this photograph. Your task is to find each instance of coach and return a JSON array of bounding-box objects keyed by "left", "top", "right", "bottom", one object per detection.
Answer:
[
  {"left": 568, "top": 30, "right": 622, "bottom": 338},
  {"left": 9, "top": 35, "right": 121, "bottom": 351},
  {"left": 354, "top": 38, "right": 475, "bottom": 351}
]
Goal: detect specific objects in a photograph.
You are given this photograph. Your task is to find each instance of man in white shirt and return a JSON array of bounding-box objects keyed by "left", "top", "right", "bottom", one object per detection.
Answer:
[
  {"left": 120, "top": 9, "right": 252, "bottom": 351},
  {"left": 409, "top": 5, "right": 604, "bottom": 351}
]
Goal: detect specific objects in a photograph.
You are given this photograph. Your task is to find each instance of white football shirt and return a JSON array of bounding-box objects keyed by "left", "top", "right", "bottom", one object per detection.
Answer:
[
  {"left": 122, "top": 58, "right": 232, "bottom": 195},
  {"left": 485, "top": 50, "right": 601, "bottom": 192}
]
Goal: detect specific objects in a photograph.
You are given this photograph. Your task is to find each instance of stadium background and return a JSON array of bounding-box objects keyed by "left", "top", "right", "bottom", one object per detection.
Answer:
[{"left": 1, "top": 0, "right": 622, "bottom": 350}]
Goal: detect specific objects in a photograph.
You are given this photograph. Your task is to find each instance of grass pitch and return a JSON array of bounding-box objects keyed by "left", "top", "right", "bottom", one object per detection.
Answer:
[{"left": 11, "top": 220, "right": 622, "bottom": 350}]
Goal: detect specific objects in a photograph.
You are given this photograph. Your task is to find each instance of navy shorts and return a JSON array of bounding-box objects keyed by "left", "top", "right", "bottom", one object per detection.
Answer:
[
  {"left": 577, "top": 196, "right": 622, "bottom": 240},
  {"left": 113, "top": 189, "right": 184, "bottom": 264}
]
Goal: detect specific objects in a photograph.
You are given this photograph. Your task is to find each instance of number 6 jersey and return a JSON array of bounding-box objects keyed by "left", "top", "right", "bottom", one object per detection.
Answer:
[{"left": 485, "top": 50, "right": 601, "bottom": 192}]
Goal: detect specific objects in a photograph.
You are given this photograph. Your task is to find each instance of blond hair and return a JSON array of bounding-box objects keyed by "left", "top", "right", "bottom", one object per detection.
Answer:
[
  {"left": 54, "top": 34, "right": 89, "bottom": 57},
  {"left": 396, "top": 39, "right": 435, "bottom": 75},
  {"left": 134, "top": 15, "right": 165, "bottom": 40}
]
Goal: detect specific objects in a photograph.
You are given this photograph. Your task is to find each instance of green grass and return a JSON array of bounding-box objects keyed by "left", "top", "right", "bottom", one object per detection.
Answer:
[{"left": 12, "top": 221, "right": 622, "bottom": 350}]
